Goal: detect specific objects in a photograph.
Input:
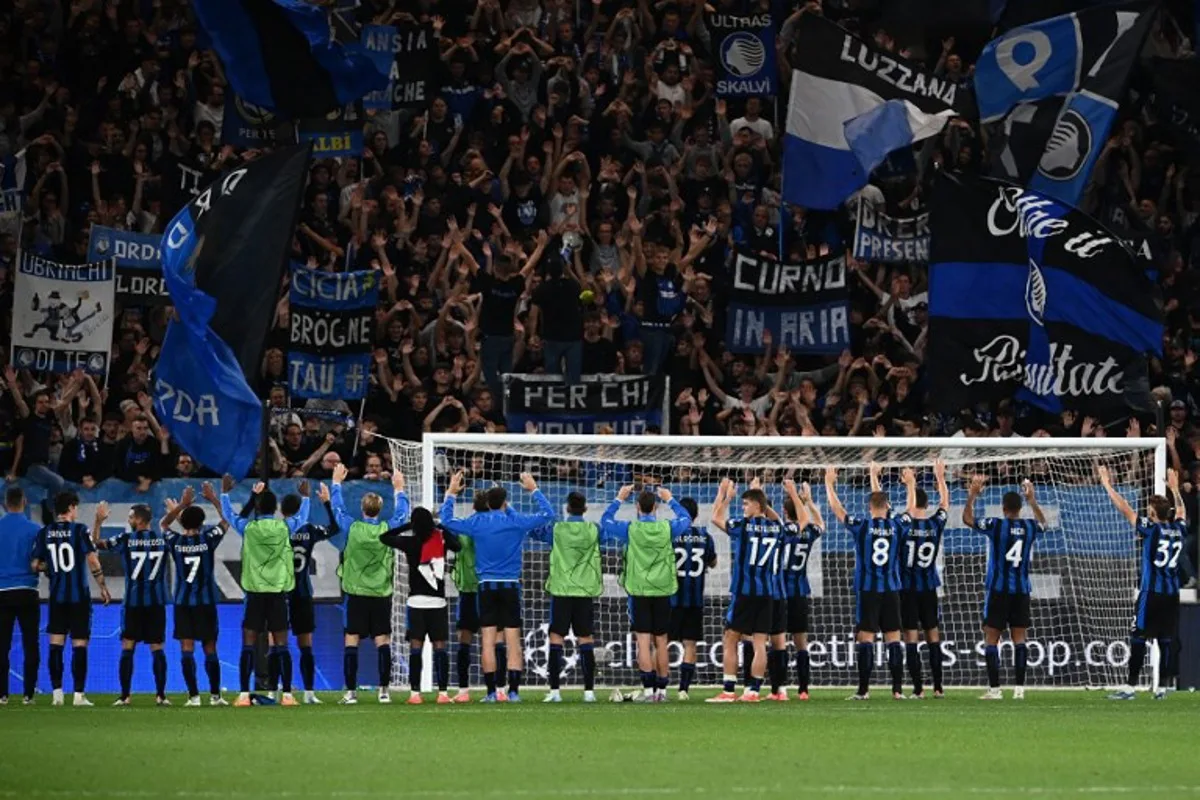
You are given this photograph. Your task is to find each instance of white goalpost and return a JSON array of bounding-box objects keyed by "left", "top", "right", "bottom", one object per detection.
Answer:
[{"left": 385, "top": 434, "right": 1167, "bottom": 692}]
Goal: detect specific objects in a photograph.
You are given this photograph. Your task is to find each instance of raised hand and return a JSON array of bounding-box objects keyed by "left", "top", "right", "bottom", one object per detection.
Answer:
[
  {"left": 824, "top": 466, "right": 838, "bottom": 485},
  {"left": 1097, "top": 465, "right": 1111, "bottom": 487},
  {"left": 616, "top": 483, "right": 635, "bottom": 502},
  {"left": 901, "top": 467, "right": 915, "bottom": 485},
  {"left": 221, "top": 474, "right": 235, "bottom": 494},
  {"left": 1168, "top": 468, "right": 1180, "bottom": 492},
  {"left": 180, "top": 485, "right": 195, "bottom": 507},
  {"left": 298, "top": 479, "right": 311, "bottom": 498},
  {"left": 969, "top": 473, "right": 986, "bottom": 492},
  {"left": 200, "top": 482, "right": 218, "bottom": 504},
  {"left": 317, "top": 483, "right": 331, "bottom": 503},
  {"left": 392, "top": 470, "right": 406, "bottom": 492},
  {"left": 519, "top": 472, "right": 538, "bottom": 492},
  {"left": 95, "top": 501, "right": 109, "bottom": 523},
  {"left": 333, "top": 463, "right": 348, "bottom": 484},
  {"left": 656, "top": 485, "right": 673, "bottom": 502},
  {"left": 933, "top": 458, "right": 945, "bottom": 482},
  {"left": 448, "top": 470, "right": 466, "bottom": 496}
]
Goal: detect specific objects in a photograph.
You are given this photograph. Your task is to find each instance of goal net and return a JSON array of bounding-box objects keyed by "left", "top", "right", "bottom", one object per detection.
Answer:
[{"left": 388, "top": 434, "right": 1165, "bottom": 691}]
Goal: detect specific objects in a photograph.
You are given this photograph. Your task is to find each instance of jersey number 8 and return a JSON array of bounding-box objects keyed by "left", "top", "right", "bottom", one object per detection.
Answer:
[{"left": 871, "top": 537, "right": 890, "bottom": 566}]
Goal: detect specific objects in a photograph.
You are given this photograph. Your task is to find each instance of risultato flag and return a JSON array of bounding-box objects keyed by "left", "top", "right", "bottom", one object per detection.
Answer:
[
  {"left": 155, "top": 145, "right": 311, "bottom": 478},
  {"left": 192, "top": 0, "right": 387, "bottom": 118},
  {"left": 782, "top": 14, "right": 961, "bottom": 210},
  {"left": 12, "top": 252, "right": 115, "bottom": 376},
  {"left": 288, "top": 265, "right": 378, "bottom": 399},
  {"left": 927, "top": 174, "right": 1162, "bottom": 417}
]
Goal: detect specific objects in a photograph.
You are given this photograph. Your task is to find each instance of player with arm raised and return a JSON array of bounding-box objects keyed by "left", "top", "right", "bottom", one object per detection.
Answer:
[
  {"left": 601, "top": 484, "right": 692, "bottom": 702},
  {"left": 288, "top": 482, "right": 339, "bottom": 704},
  {"left": 826, "top": 464, "right": 906, "bottom": 701},
  {"left": 706, "top": 478, "right": 784, "bottom": 704},
  {"left": 670, "top": 496, "right": 716, "bottom": 701},
  {"left": 332, "top": 464, "right": 409, "bottom": 705},
  {"left": 898, "top": 460, "right": 950, "bottom": 699},
  {"left": 32, "top": 490, "right": 110, "bottom": 706},
  {"left": 265, "top": 482, "right": 313, "bottom": 701},
  {"left": 774, "top": 479, "right": 823, "bottom": 702},
  {"left": 164, "top": 483, "right": 231, "bottom": 706},
  {"left": 441, "top": 472, "right": 555, "bottom": 703},
  {"left": 94, "top": 501, "right": 171, "bottom": 705},
  {"left": 1099, "top": 465, "right": 1186, "bottom": 700},
  {"left": 963, "top": 474, "right": 1046, "bottom": 700}
]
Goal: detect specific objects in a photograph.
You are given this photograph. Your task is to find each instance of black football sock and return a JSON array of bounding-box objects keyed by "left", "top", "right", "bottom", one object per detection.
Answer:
[
  {"left": 181, "top": 653, "right": 199, "bottom": 697},
  {"left": 548, "top": 644, "right": 563, "bottom": 691},
  {"left": 985, "top": 645, "right": 1000, "bottom": 688},
  {"left": 887, "top": 642, "right": 904, "bottom": 695},
  {"left": 239, "top": 646, "right": 255, "bottom": 693},
  {"left": 205, "top": 653, "right": 221, "bottom": 696},
  {"left": 855, "top": 642, "right": 873, "bottom": 695},
  {"left": 1161, "top": 638, "right": 1178, "bottom": 685},
  {"left": 928, "top": 641, "right": 944, "bottom": 693},
  {"left": 580, "top": 643, "right": 596, "bottom": 691},
  {"left": 484, "top": 671, "right": 496, "bottom": 695},
  {"left": 679, "top": 661, "right": 696, "bottom": 693},
  {"left": 495, "top": 643, "right": 507, "bottom": 674},
  {"left": 1128, "top": 638, "right": 1147, "bottom": 686},
  {"left": 49, "top": 644, "right": 64, "bottom": 690},
  {"left": 343, "top": 646, "right": 358, "bottom": 692},
  {"left": 300, "top": 646, "right": 315, "bottom": 691},
  {"left": 905, "top": 642, "right": 923, "bottom": 696},
  {"left": 641, "top": 670, "right": 655, "bottom": 690},
  {"left": 656, "top": 673, "right": 669, "bottom": 692},
  {"left": 152, "top": 649, "right": 167, "bottom": 698},
  {"left": 409, "top": 646, "right": 422, "bottom": 692},
  {"left": 1014, "top": 643, "right": 1028, "bottom": 687},
  {"left": 434, "top": 647, "right": 449, "bottom": 692},
  {"left": 278, "top": 647, "right": 293, "bottom": 693},
  {"left": 796, "top": 648, "right": 810, "bottom": 694},
  {"left": 71, "top": 646, "right": 88, "bottom": 694},
  {"left": 741, "top": 641, "right": 753, "bottom": 687},
  {"left": 267, "top": 647, "right": 281, "bottom": 692},
  {"left": 770, "top": 650, "right": 784, "bottom": 694},
  {"left": 0, "top": 624, "right": 9, "bottom": 698},
  {"left": 507, "top": 669, "right": 522, "bottom": 695},
  {"left": 456, "top": 642, "right": 471, "bottom": 689},
  {"left": 119, "top": 650, "right": 134, "bottom": 699}
]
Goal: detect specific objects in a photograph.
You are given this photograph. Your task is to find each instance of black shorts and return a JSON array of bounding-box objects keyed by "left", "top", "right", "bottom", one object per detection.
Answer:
[
  {"left": 769, "top": 599, "right": 788, "bottom": 636},
  {"left": 1133, "top": 591, "right": 1180, "bottom": 640},
  {"left": 121, "top": 605, "right": 167, "bottom": 644},
  {"left": 856, "top": 591, "right": 902, "bottom": 634},
  {"left": 669, "top": 606, "right": 704, "bottom": 642},
  {"left": 289, "top": 593, "right": 316, "bottom": 636},
  {"left": 983, "top": 591, "right": 1031, "bottom": 630},
  {"left": 344, "top": 594, "right": 393, "bottom": 638},
  {"left": 629, "top": 596, "right": 671, "bottom": 636},
  {"left": 406, "top": 606, "right": 450, "bottom": 643},
  {"left": 725, "top": 595, "right": 773, "bottom": 635},
  {"left": 47, "top": 601, "right": 91, "bottom": 639},
  {"left": 901, "top": 590, "right": 940, "bottom": 631},
  {"left": 478, "top": 584, "right": 522, "bottom": 631},
  {"left": 243, "top": 591, "right": 288, "bottom": 633},
  {"left": 549, "top": 596, "right": 595, "bottom": 638},
  {"left": 457, "top": 593, "right": 480, "bottom": 632},
  {"left": 787, "top": 596, "right": 810, "bottom": 635},
  {"left": 0, "top": 589, "right": 39, "bottom": 637},
  {"left": 173, "top": 605, "right": 219, "bottom": 642}
]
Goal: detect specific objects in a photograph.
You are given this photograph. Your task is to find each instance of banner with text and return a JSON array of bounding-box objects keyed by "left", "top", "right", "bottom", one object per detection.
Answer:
[
  {"left": 853, "top": 206, "right": 930, "bottom": 263},
  {"left": 87, "top": 225, "right": 169, "bottom": 304},
  {"left": 504, "top": 374, "right": 669, "bottom": 434},
  {"left": 12, "top": 251, "right": 115, "bottom": 375},
  {"left": 709, "top": 11, "right": 778, "bottom": 97},
  {"left": 289, "top": 265, "right": 378, "bottom": 399},
  {"left": 361, "top": 23, "right": 434, "bottom": 111},
  {"left": 297, "top": 105, "right": 364, "bottom": 158},
  {"left": 725, "top": 250, "right": 851, "bottom": 354}
]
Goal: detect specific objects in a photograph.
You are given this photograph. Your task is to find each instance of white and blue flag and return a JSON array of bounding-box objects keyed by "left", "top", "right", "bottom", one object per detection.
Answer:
[{"left": 782, "top": 14, "right": 960, "bottom": 211}]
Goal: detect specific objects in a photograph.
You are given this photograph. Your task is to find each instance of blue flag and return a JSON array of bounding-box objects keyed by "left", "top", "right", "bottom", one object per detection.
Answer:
[
  {"left": 192, "top": 0, "right": 387, "bottom": 118},
  {"left": 288, "top": 266, "right": 378, "bottom": 400}
]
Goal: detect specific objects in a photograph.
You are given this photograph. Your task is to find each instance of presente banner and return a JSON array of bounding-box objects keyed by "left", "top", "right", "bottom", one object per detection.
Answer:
[
  {"left": 87, "top": 225, "right": 169, "bottom": 304},
  {"left": 361, "top": 22, "right": 434, "bottom": 111},
  {"left": 504, "top": 374, "right": 669, "bottom": 434},
  {"left": 709, "top": 11, "right": 777, "bottom": 97},
  {"left": 289, "top": 266, "right": 378, "bottom": 399},
  {"left": 724, "top": 250, "right": 851, "bottom": 354},
  {"left": 11, "top": 251, "right": 115, "bottom": 375},
  {"left": 0, "top": 188, "right": 21, "bottom": 246},
  {"left": 853, "top": 206, "right": 930, "bottom": 262}
]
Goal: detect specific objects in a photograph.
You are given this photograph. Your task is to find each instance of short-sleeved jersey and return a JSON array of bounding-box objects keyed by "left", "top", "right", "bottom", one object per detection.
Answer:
[
  {"left": 897, "top": 508, "right": 948, "bottom": 592},
  {"left": 34, "top": 521, "right": 95, "bottom": 604},
  {"left": 166, "top": 526, "right": 225, "bottom": 606},
  {"left": 846, "top": 515, "right": 903, "bottom": 593},
  {"left": 726, "top": 516, "right": 784, "bottom": 599},
  {"left": 290, "top": 523, "right": 335, "bottom": 599},
  {"left": 672, "top": 526, "right": 716, "bottom": 608},
  {"left": 1136, "top": 518, "right": 1186, "bottom": 595},
  {"left": 975, "top": 517, "right": 1044, "bottom": 594},
  {"left": 106, "top": 528, "right": 171, "bottom": 607},
  {"left": 780, "top": 522, "right": 823, "bottom": 599}
]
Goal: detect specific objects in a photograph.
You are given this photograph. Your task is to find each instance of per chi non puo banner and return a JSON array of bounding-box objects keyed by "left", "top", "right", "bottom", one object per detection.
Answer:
[
  {"left": 709, "top": 11, "right": 777, "bottom": 97},
  {"left": 361, "top": 23, "right": 434, "bottom": 111},
  {"left": 12, "top": 251, "right": 115, "bottom": 376},
  {"left": 289, "top": 265, "right": 378, "bottom": 400},
  {"left": 724, "top": 250, "right": 851, "bottom": 354},
  {"left": 87, "top": 225, "right": 169, "bottom": 304},
  {"left": 504, "top": 374, "right": 669, "bottom": 435},
  {"left": 853, "top": 205, "right": 930, "bottom": 263}
]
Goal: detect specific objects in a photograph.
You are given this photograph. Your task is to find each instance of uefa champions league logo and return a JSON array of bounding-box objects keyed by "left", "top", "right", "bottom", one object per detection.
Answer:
[{"left": 523, "top": 623, "right": 580, "bottom": 679}]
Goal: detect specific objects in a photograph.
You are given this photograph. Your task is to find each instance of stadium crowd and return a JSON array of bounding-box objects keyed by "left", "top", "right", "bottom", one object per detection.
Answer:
[{"left": 0, "top": 0, "right": 1196, "bottom": 493}]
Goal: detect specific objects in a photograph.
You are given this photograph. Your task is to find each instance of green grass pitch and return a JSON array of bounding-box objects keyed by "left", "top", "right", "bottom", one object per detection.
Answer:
[{"left": 1, "top": 689, "right": 1197, "bottom": 800}]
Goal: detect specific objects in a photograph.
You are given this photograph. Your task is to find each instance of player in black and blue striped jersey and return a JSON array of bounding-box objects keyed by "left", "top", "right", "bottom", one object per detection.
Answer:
[
  {"left": 669, "top": 496, "right": 716, "bottom": 701},
  {"left": 770, "top": 479, "right": 823, "bottom": 701},
  {"left": 163, "top": 483, "right": 231, "bottom": 706},
  {"left": 963, "top": 474, "right": 1046, "bottom": 701},
  {"left": 826, "top": 462, "right": 906, "bottom": 701},
  {"left": 1099, "top": 465, "right": 1187, "bottom": 700},
  {"left": 93, "top": 500, "right": 172, "bottom": 705},
  {"left": 897, "top": 460, "right": 949, "bottom": 699},
  {"left": 32, "top": 490, "right": 111, "bottom": 706},
  {"left": 288, "top": 482, "right": 339, "bottom": 704}
]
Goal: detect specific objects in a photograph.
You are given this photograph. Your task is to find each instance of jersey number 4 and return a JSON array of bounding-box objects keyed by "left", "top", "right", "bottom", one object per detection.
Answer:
[{"left": 1004, "top": 539, "right": 1025, "bottom": 568}]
